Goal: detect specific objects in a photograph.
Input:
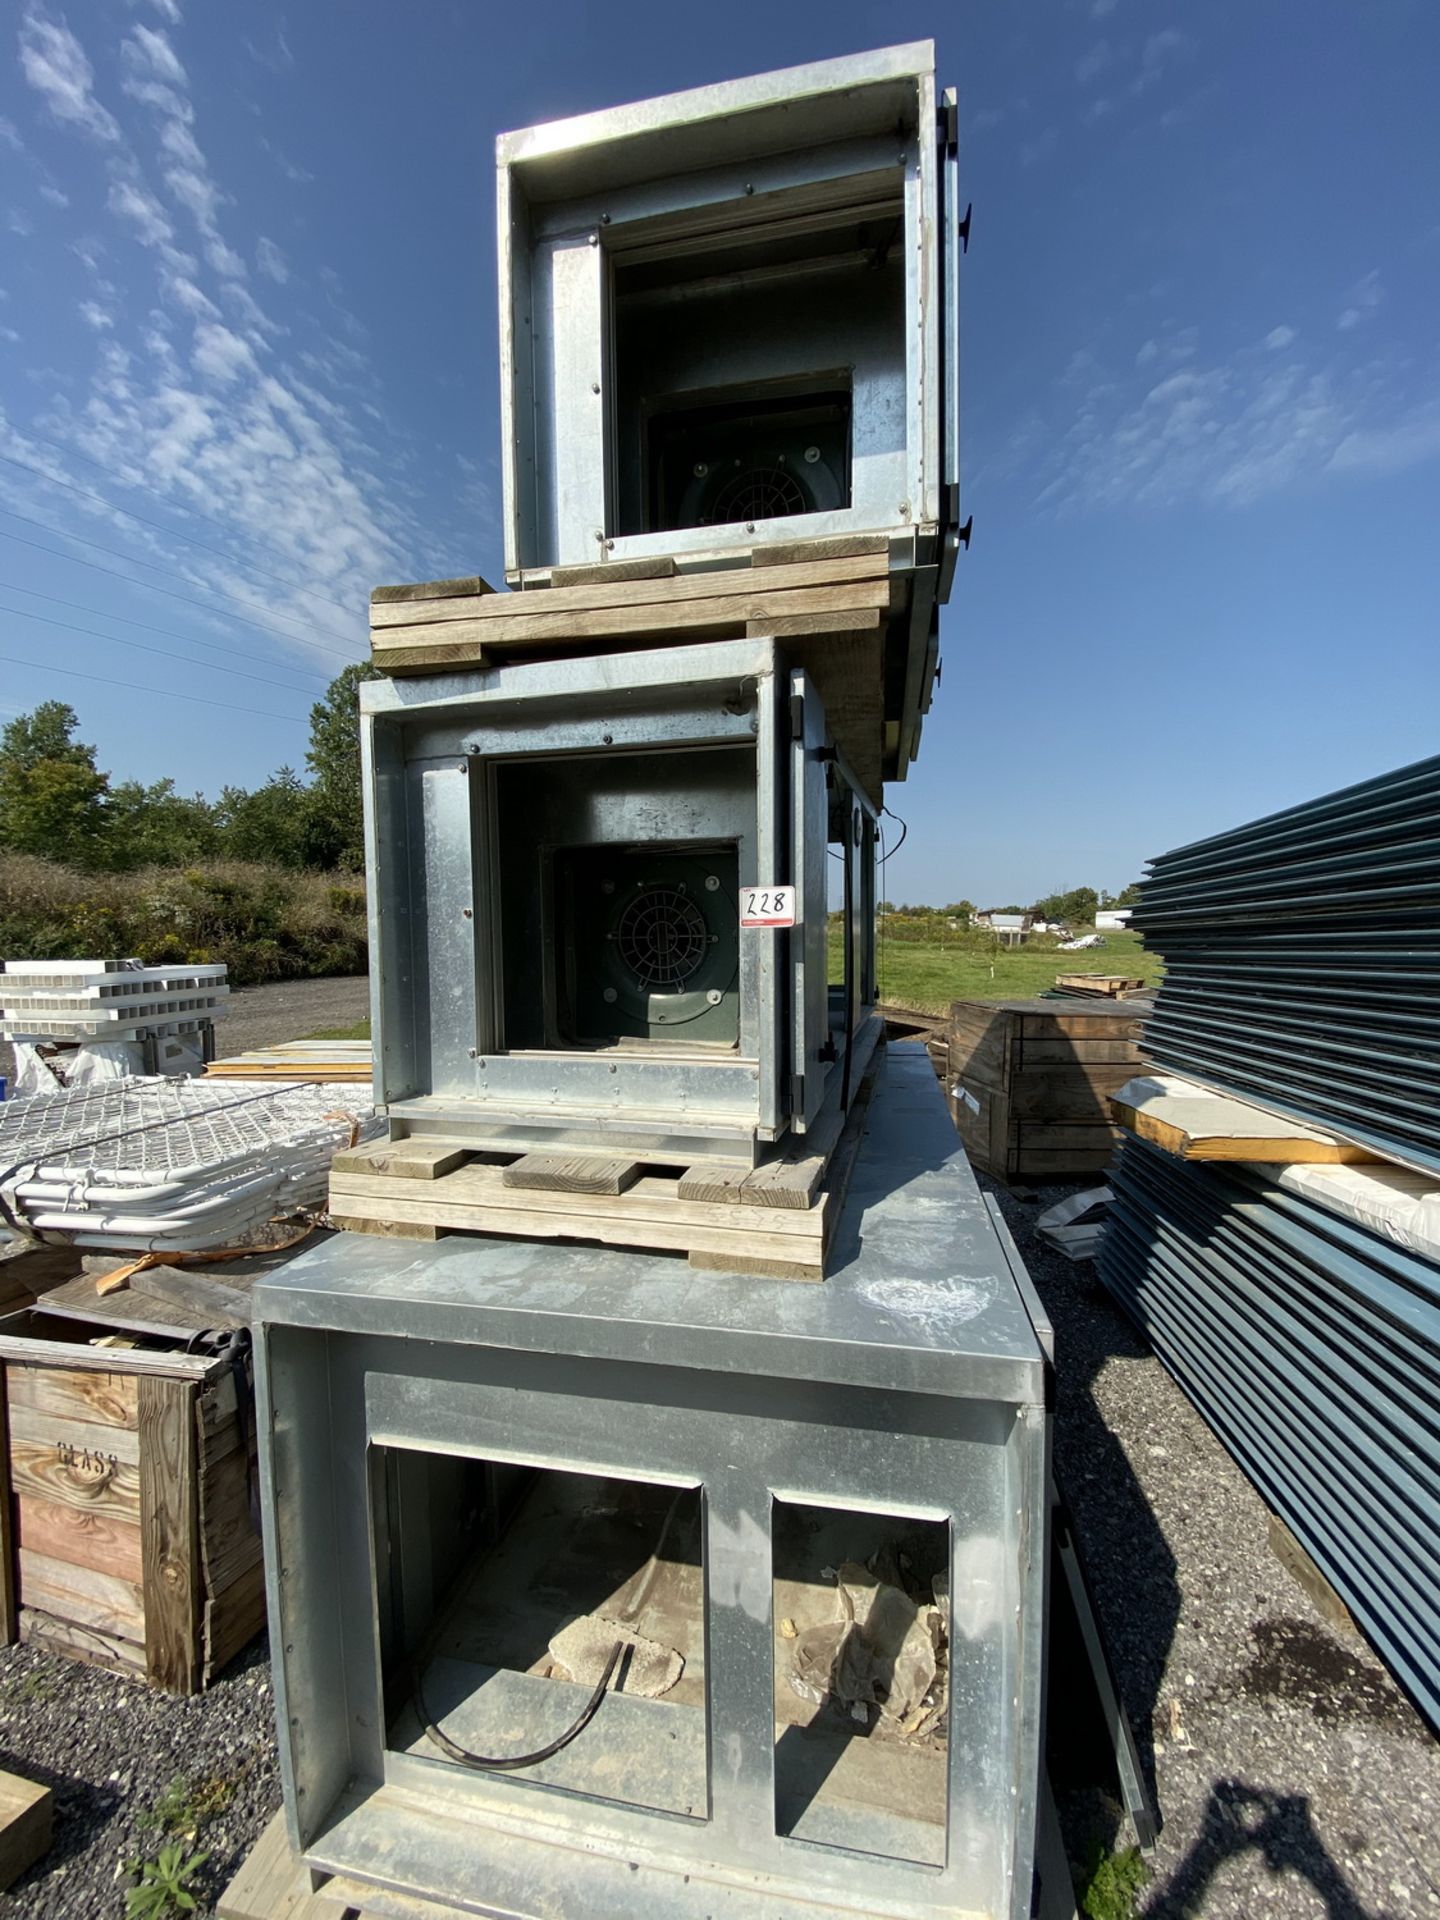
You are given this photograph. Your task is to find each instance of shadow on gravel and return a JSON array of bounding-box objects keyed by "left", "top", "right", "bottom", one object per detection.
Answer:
[
  {"left": 0, "top": 1749, "right": 122, "bottom": 1895},
  {"left": 1142, "top": 1778, "right": 1394, "bottom": 1920},
  {"left": 980, "top": 1176, "right": 1181, "bottom": 1860}
]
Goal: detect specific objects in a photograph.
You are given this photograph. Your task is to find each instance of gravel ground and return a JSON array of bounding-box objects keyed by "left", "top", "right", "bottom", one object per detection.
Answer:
[
  {"left": 0, "top": 1020, "right": 1435, "bottom": 1917},
  {"left": 0, "top": 974, "right": 370, "bottom": 1092},
  {"left": 0, "top": 1637, "right": 279, "bottom": 1917},
  {"left": 212, "top": 974, "right": 370, "bottom": 1058},
  {"left": 987, "top": 1175, "right": 1440, "bottom": 1920}
]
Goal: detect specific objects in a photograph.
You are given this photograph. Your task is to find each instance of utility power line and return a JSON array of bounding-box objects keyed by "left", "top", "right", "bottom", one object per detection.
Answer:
[
  {"left": 0, "top": 448, "right": 360, "bottom": 635},
  {"left": 16, "top": 422, "right": 389, "bottom": 625},
  {"left": 0, "top": 580, "right": 328, "bottom": 686},
  {"left": 0, "top": 509, "right": 360, "bottom": 661},
  {"left": 0, "top": 651, "right": 306, "bottom": 724},
  {"left": 0, "top": 603, "right": 325, "bottom": 697}
]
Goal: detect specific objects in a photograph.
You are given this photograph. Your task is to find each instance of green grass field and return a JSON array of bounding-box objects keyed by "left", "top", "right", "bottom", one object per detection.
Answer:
[
  {"left": 308, "top": 931, "right": 1161, "bottom": 1040},
  {"left": 863, "top": 928, "right": 1161, "bottom": 1014}
]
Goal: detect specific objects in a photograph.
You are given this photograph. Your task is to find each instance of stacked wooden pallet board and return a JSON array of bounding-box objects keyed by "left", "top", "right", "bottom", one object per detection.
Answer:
[
  {"left": 946, "top": 997, "right": 1147, "bottom": 1181},
  {"left": 1098, "top": 756, "right": 1440, "bottom": 1730},
  {"left": 371, "top": 536, "right": 898, "bottom": 799},
  {"left": 329, "top": 1022, "right": 882, "bottom": 1284}
]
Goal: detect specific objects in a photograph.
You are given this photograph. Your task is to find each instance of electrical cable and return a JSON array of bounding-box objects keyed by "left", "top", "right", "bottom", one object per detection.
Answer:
[
  {"left": 0, "top": 448, "right": 359, "bottom": 630},
  {"left": 0, "top": 580, "right": 327, "bottom": 683},
  {"left": 0, "top": 602, "right": 327, "bottom": 697},
  {"left": 412, "top": 1486, "right": 686, "bottom": 1774},
  {"left": 0, "top": 650, "right": 306, "bottom": 724},
  {"left": 414, "top": 1640, "right": 625, "bottom": 1773},
  {"left": 0, "top": 510, "right": 360, "bottom": 660}
]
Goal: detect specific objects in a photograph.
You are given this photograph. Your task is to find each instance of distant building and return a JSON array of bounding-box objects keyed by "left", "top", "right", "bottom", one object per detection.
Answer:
[
  {"left": 972, "top": 910, "right": 1030, "bottom": 948},
  {"left": 1096, "top": 908, "right": 1134, "bottom": 931}
]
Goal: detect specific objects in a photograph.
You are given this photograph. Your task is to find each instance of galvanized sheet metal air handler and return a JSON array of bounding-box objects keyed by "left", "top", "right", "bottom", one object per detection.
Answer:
[
  {"left": 256, "top": 1050, "right": 1050, "bottom": 1920},
  {"left": 497, "top": 38, "right": 964, "bottom": 783},
  {"left": 360, "top": 637, "right": 879, "bottom": 1163}
]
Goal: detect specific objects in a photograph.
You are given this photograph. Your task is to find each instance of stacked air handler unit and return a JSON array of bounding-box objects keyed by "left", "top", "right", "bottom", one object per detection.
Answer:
[{"left": 255, "top": 44, "right": 1052, "bottom": 1920}]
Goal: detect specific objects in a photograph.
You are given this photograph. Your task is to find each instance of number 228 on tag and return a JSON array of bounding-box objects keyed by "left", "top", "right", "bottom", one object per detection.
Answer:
[{"left": 741, "top": 885, "right": 796, "bottom": 928}]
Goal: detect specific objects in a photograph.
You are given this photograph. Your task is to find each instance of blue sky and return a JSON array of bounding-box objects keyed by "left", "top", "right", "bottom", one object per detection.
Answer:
[{"left": 1, "top": 1, "right": 1437, "bottom": 906}]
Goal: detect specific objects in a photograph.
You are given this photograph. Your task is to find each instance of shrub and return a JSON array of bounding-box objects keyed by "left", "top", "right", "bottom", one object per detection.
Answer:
[{"left": 0, "top": 856, "right": 368, "bottom": 987}]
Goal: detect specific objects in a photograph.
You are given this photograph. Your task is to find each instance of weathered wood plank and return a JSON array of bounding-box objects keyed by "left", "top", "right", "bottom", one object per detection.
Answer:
[
  {"left": 371, "top": 576, "right": 494, "bottom": 604},
  {"left": 10, "top": 1440, "right": 141, "bottom": 1520},
  {"left": 501, "top": 1154, "right": 642, "bottom": 1196},
  {"left": 6, "top": 1366, "right": 138, "bottom": 1430},
  {"left": 329, "top": 1164, "right": 824, "bottom": 1238},
  {"left": 16, "top": 1549, "right": 146, "bottom": 1642},
  {"left": 674, "top": 1163, "right": 752, "bottom": 1205},
  {"left": 0, "top": 1319, "right": 220, "bottom": 1379},
  {"left": 749, "top": 532, "right": 891, "bottom": 567},
  {"left": 126, "top": 1266, "right": 251, "bottom": 1327},
  {"left": 331, "top": 1138, "right": 471, "bottom": 1180},
  {"left": 548, "top": 555, "right": 676, "bottom": 587},
  {"left": 0, "top": 1369, "right": 14, "bottom": 1646},
  {"left": 329, "top": 1216, "right": 447, "bottom": 1241},
  {"left": 369, "top": 551, "right": 887, "bottom": 629},
  {"left": 138, "top": 1375, "right": 200, "bottom": 1694},
  {"left": 9, "top": 1405, "right": 142, "bottom": 1467},
  {"left": 203, "top": 1557, "right": 267, "bottom": 1679},
  {"left": 745, "top": 609, "right": 883, "bottom": 638},
  {"left": 15, "top": 1496, "right": 144, "bottom": 1584},
  {"left": 0, "top": 1767, "right": 52, "bottom": 1891},
  {"left": 373, "top": 582, "right": 891, "bottom": 661},
  {"left": 17, "top": 1607, "right": 145, "bottom": 1675}
]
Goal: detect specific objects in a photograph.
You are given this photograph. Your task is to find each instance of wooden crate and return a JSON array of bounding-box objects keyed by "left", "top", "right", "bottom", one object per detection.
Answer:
[
  {"left": 946, "top": 998, "right": 1148, "bottom": 1182},
  {"left": 0, "top": 1314, "right": 265, "bottom": 1692}
]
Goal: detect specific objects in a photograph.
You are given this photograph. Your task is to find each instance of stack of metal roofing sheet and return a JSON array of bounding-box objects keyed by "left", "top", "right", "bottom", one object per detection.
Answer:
[
  {"left": 1132, "top": 753, "right": 1440, "bottom": 1175},
  {"left": 0, "top": 960, "right": 229, "bottom": 1041},
  {"left": 0, "top": 1077, "right": 377, "bottom": 1253},
  {"left": 1099, "top": 1136, "right": 1440, "bottom": 1730}
]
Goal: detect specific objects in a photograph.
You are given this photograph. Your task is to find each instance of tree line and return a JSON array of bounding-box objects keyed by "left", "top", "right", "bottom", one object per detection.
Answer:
[
  {"left": 875, "top": 884, "right": 1142, "bottom": 924},
  {"left": 0, "top": 664, "right": 380, "bottom": 874}
]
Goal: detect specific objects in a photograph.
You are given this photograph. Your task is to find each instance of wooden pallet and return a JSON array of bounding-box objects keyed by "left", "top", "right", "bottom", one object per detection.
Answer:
[
  {"left": 329, "top": 1032, "right": 882, "bottom": 1283},
  {"left": 370, "top": 536, "right": 894, "bottom": 798}
]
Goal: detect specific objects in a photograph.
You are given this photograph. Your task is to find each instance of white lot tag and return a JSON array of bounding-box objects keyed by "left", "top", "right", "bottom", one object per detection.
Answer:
[{"left": 740, "top": 884, "right": 796, "bottom": 928}]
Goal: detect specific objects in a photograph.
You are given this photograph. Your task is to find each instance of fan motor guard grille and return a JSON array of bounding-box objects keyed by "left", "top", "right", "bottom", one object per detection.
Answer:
[{"left": 616, "top": 886, "right": 710, "bottom": 990}]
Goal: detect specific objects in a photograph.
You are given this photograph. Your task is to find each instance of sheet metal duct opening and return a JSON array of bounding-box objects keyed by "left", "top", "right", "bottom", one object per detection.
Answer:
[
  {"left": 362, "top": 639, "right": 876, "bottom": 1157},
  {"left": 497, "top": 43, "right": 956, "bottom": 580}
]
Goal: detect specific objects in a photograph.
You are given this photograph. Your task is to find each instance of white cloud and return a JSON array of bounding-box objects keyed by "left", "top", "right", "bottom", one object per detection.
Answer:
[
  {"left": 1133, "top": 29, "right": 1194, "bottom": 96},
  {"left": 1076, "top": 41, "right": 1112, "bottom": 86},
  {"left": 1084, "top": 97, "right": 1114, "bottom": 125},
  {"left": 1337, "top": 269, "right": 1383, "bottom": 331},
  {"left": 1034, "top": 322, "right": 1440, "bottom": 514},
  {"left": 38, "top": 183, "right": 70, "bottom": 208},
  {"left": 109, "top": 177, "right": 176, "bottom": 250},
  {"left": 256, "top": 236, "right": 289, "bottom": 284},
  {"left": 20, "top": 7, "right": 122, "bottom": 142},
  {"left": 7, "top": 209, "right": 35, "bottom": 238},
  {"left": 126, "top": 22, "right": 186, "bottom": 85},
  {"left": 0, "top": 0, "right": 479, "bottom": 677},
  {"left": 0, "top": 118, "right": 24, "bottom": 152},
  {"left": 1091, "top": 0, "right": 1117, "bottom": 14},
  {"left": 1020, "top": 127, "right": 1059, "bottom": 167},
  {"left": 191, "top": 320, "right": 257, "bottom": 385}
]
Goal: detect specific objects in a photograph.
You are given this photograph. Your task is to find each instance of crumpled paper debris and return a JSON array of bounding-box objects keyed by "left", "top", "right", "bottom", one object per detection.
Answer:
[{"left": 787, "top": 1559, "right": 948, "bottom": 1735}]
